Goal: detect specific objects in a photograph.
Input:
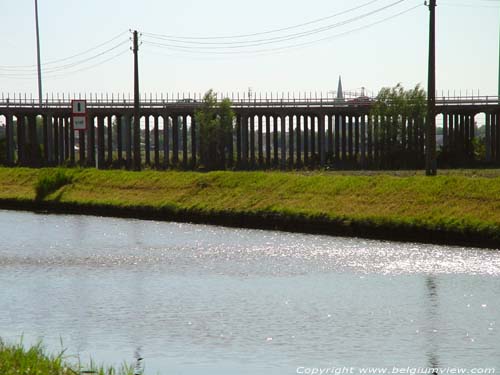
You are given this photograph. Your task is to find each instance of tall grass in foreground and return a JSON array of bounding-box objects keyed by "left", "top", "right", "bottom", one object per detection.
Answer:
[
  {"left": 34, "top": 168, "right": 74, "bottom": 201},
  {"left": 0, "top": 339, "right": 134, "bottom": 375}
]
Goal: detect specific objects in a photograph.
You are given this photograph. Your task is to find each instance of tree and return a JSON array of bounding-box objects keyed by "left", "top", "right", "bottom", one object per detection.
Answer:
[
  {"left": 195, "top": 90, "right": 235, "bottom": 170},
  {"left": 371, "top": 83, "right": 427, "bottom": 168}
]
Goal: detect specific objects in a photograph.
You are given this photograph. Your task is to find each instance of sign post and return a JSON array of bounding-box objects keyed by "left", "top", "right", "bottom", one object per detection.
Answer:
[{"left": 71, "top": 99, "right": 87, "bottom": 131}]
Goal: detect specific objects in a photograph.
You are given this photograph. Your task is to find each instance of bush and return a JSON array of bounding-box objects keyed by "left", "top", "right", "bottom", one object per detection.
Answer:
[{"left": 34, "top": 169, "right": 73, "bottom": 201}]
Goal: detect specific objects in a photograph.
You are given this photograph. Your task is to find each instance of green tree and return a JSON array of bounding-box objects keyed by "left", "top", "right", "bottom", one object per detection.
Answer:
[
  {"left": 371, "top": 83, "right": 427, "bottom": 168},
  {"left": 195, "top": 90, "right": 235, "bottom": 170}
]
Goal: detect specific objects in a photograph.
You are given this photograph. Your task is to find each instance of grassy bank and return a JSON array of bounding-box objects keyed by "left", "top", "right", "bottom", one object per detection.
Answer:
[
  {"left": 1, "top": 167, "right": 500, "bottom": 247},
  {"left": 0, "top": 340, "right": 133, "bottom": 375}
]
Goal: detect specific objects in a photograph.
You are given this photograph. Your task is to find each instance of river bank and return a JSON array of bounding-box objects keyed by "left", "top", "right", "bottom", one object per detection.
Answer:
[{"left": 0, "top": 167, "right": 499, "bottom": 248}]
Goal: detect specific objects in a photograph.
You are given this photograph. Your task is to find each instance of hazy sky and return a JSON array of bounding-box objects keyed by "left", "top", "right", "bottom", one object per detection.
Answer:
[{"left": 1, "top": 0, "right": 499, "bottom": 98}]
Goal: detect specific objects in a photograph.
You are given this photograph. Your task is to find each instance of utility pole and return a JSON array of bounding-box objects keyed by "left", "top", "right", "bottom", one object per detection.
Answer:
[
  {"left": 426, "top": 0, "right": 437, "bottom": 176},
  {"left": 133, "top": 30, "right": 141, "bottom": 171},
  {"left": 34, "top": 0, "right": 43, "bottom": 107}
]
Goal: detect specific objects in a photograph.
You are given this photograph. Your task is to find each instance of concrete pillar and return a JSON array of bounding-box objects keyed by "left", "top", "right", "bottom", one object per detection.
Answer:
[
  {"left": 495, "top": 113, "right": 499, "bottom": 163},
  {"left": 334, "top": 114, "right": 340, "bottom": 162},
  {"left": 153, "top": 116, "right": 159, "bottom": 168},
  {"left": 250, "top": 115, "right": 255, "bottom": 168},
  {"left": 163, "top": 115, "right": 170, "bottom": 169},
  {"left": 367, "top": 115, "right": 373, "bottom": 164},
  {"left": 97, "top": 116, "right": 105, "bottom": 168},
  {"left": 373, "top": 116, "right": 379, "bottom": 163},
  {"left": 273, "top": 115, "right": 279, "bottom": 166},
  {"left": 191, "top": 115, "right": 197, "bottom": 169},
  {"left": 70, "top": 117, "right": 75, "bottom": 166},
  {"left": 296, "top": 115, "right": 302, "bottom": 166},
  {"left": 354, "top": 116, "right": 360, "bottom": 160},
  {"left": 58, "top": 116, "right": 65, "bottom": 165},
  {"left": 16, "top": 115, "right": 24, "bottom": 165},
  {"left": 236, "top": 115, "right": 241, "bottom": 167},
  {"left": 289, "top": 115, "right": 294, "bottom": 168},
  {"left": 124, "top": 115, "right": 132, "bottom": 169},
  {"left": 348, "top": 116, "right": 354, "bottom": 162},
  {"left": 53, "top": 117, "right": 59, "bottom": 165},
  {"left": 42, "top": 114, "right": 48, "bottom": 164},
  {"left": 172, "top": 115, "right": 179, "bottom": 165},
  {"left": 486, "top": 113, "right": 491, "bottom": 162},
  {"left": 242, "top": 115, "right": 249, "bottom": 168},
  {"left": 266, "top": 115, "right": 271, "bottom": 167},
  {"left": 258, "top": 115, "right": 264, "bottom": 167},
  {"left": 145, "top": 115, "right": 151, "bottom": 166},
  {"left": 106, "top": 116, "right": 113, "bottom": 166},
  {"left": 319, "top": 114, "right": 325, "bottom": 167},
  {"left": 182, "top": 115, "right": 188, "bottom": 168},
  {"left": 117, "top": 115, "right": 123, "bottom": 166},
  {"left": 310, "top": 116, "right": 316, "bottom": 157},
  {"left": 442, "top": 113, "right": 448, "bottom": 149},
  {"left": 360, "top": 115, "right": 366, "bottom": 168},
  {"left": 303, "top": 116, "right": 311, "bottom": 166},
  {"left": 327, "top": 114, "right": 333, "bottom": 157},
  {"left": 78, "top": 128, "right": 85, "bottom": 166},
  {"left": 280, "top": 115, "right": 286, "bottom": 170},
  {"left": 5, "top": 113, "right": 14, "bottom": 164},
  {"left": 341, "top": 115, "right": 347, "bottom": 162},
  {"left": 64, "top": 117, "right": 70, "bottom": 162}
]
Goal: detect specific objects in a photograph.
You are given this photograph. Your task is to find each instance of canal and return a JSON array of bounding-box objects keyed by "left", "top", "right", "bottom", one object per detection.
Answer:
[{"left": 0, "top": 210, "right": 499, "bottom": 374}]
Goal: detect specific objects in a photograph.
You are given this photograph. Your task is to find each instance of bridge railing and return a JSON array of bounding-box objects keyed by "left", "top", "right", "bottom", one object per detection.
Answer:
[{"left": 0, "top": 93, "right": 499, "bottom": 109}]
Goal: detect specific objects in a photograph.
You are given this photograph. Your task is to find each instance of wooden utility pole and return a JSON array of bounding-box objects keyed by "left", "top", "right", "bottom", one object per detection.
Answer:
[
  {"left": 426, "top": 0, "right": 437, "bottom": 176},
  {"left": 133, "top": 30, "right": 141, "bottom": 171}
]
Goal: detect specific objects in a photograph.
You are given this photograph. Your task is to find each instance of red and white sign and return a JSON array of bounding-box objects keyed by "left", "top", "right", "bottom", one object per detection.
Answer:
[{"left": 71, "top": 100, "right": 87, "bottom": 131}]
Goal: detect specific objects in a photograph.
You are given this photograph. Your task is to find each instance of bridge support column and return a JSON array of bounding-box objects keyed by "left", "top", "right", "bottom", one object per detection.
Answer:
[
  {"left": 236, "top": 115, "right": 241, "bottom": 168},
  {"left": 69, "top": 117, "right": 75, "bottom": 166},
  {"left": 273, "top": 116, "right": 279, "bottom": 167},
  {"left": 172, "top": 115, "right": 179, "bottom": 166},
  {"left": 367, "top": 115, "right": 373, "bottom": 166},
  {"left": 373, "top": 116, "right": 379, "bottom": 165},
  {"left": 341, "top": 115, "right": 347, "bottom": 162},
  {"left": 181, "top": 115, "right": 187, "bottom": 168},
  {"left": 250, "top": 115, "right": 255, "bottom": 168},
  {"left": 485, "top": 113, "right": 491, "bottom": 162},
  {"left": 327, "top": 115, "right": 333, "bottom": 160},
  {"left": 495, "top": 113, "right": 500, "bottom": 163},
  {"left": 319, "top": 115, "right": 325, "bottom": 167},
  {"left": 265, "top": 116, "right": 271, "bottom": 167},
  {"left": 258, "top": 115, "right": 263, "bottom": 167},
  {"left": 354, "top": 116, "right": 360, "bottom": 162},
  {"left": 296, "top": 115, "right": 302, "bottom": 167},
  {"left": 192, "top": 115, "right": 198, "bottom": 169},
  {"left": 5, "top": 113, "right": 14, "bottom": 165},
  {"left": 303, "top": 116, "right": 309, "bottom": 166},
  {"left": 442, "top": 113, "right": 448, "bottom": 150},
  {"left": 97, "top": 116, "right": 105, "bottom": 169},
  {"left": 153, "top": 116, "right": 159, "bottom": 168},
  {"left": 280, "top": 115, "right": 286, "bottom": 170},
  {"left": 125, "top": 115, "right": 132, "bottom": 169},
  {"left": 348, "top": 116, "right": 354, "bottom": 162},
  {"left": 310, "top": 116, "right": 316, "bottom": 159},
  {"left": 360, "top": 115, "right": 366, "bottom": 169},
  {"left": 289, "top": 115, "right": 294, "bottom": 168},
  {"left": 145, "top": 115, "right": 151, "bottom": 166},
  {"left": 106, "top": 116, "right": 112, "bottom": 166},
  {"left": 64, "top": 116, "right": 70, "bottom": 162},
  {"left": 242, "top": 115, "right": 249, "bottom": 169},
  {"left": 59, "top": 116, "right": 65, "bottom": 165},
  {"left": 163, "top": 115, "right": 170, "bottom": 169},
  {"left": 78, "top": 126, "right": 85, "bottom": 167},
  {"left": 53, "top": 117, "right": 59, "bottom": 166},
  {"left": 334, "top": 115, "right": 340, "bottom": 164},
  {"left": 116, "top": 115, "right": 123, "bottom": 167}
]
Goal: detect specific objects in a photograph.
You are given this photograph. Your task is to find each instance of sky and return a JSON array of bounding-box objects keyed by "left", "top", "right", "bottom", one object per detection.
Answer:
[{"left": 0, "top": 0, "right": 499, "bottom": 99}]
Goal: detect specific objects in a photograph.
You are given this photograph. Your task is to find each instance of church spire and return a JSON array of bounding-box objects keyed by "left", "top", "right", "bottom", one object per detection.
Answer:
[{"left": 337, "top": 76, "right": 344, "bottom": 102}]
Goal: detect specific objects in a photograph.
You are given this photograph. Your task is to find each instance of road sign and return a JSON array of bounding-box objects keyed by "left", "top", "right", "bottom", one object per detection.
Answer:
[
  {"left": 73, "top": 116, "right": 87, "bottom": 131},
  {"left": 72, "top": 99, "right": 86, "bottom": 115},
  {"left": 72, "top": 100, "right": 87, "bottom": 131}
]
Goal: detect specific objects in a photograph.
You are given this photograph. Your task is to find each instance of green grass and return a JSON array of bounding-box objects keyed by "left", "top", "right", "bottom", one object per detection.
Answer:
[
  {"left": 0, "top": 339, "right": 133, "bottom": 375},
  {"left": 0, "top": 167, "right": 500, "bottom": 245},
  {"left": 34, "top": 168, "right": 74, "bottom": 201}
]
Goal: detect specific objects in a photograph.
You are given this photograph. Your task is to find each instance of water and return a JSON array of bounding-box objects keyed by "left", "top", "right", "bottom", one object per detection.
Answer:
[{"left": 0, "top": 210, "right": 499, "bottom": 374}]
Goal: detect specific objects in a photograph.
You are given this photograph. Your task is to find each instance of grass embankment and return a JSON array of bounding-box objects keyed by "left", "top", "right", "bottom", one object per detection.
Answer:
[
  {"left": 0, "top": 340, "right": 133, "bottom": 375},
  {"left": 0, "top": 167, "right": 500, "bottom": 247}
]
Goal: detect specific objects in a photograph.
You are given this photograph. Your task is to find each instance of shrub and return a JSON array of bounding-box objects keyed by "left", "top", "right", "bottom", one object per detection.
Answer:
[{"left": 34, "top": 169, "right": 73, "bottom": 201}]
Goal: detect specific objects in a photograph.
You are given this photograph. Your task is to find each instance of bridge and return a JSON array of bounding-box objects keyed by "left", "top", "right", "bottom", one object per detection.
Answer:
[{"left": 1, "top": 95, "right": 499, "bottom": 170}]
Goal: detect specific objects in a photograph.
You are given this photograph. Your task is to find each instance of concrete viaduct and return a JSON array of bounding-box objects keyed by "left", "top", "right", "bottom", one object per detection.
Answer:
[{"left": 1, "top": 96, "right": 499, "bottom": 170}]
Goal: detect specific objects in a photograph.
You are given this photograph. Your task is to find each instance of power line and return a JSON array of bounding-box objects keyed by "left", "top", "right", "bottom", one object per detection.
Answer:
[
  {"left": 0, "top": 30, "right": 129, "bottom": 70},
  {"left": 142, "top": 0, "right": 408, "bottom": 48},
  {"left": 0, "top": 40, "right": 130, "bottom": 77},
  {"left": 142, "top": 3, "right": 421, "bottom": 56},
  {"left": 143, "top": 0, "right": 384, "bottom": 41}
]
